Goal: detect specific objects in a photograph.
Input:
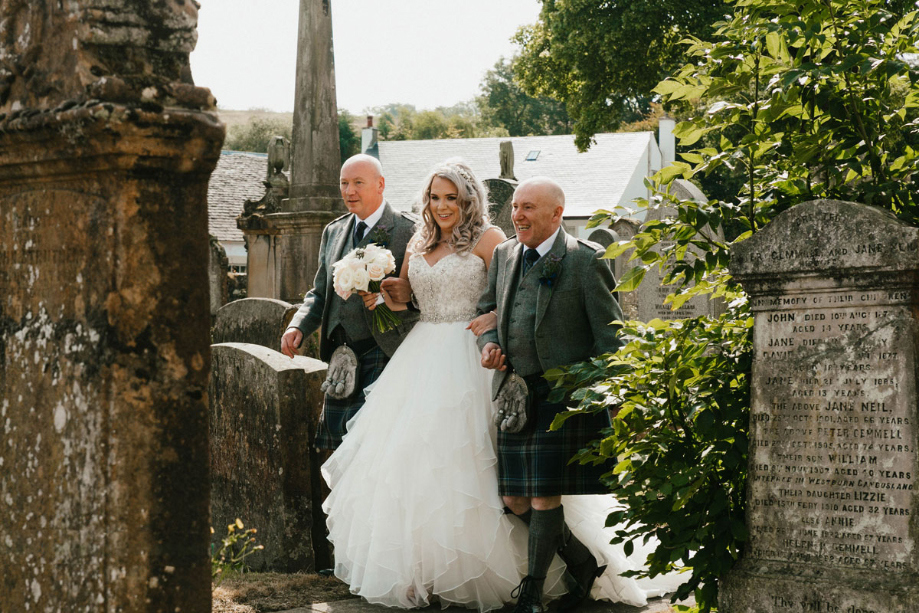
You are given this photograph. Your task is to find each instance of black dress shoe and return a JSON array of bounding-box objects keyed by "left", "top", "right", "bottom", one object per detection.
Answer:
[
  {"left": 512, "top": 575, "right": 546, "bottom": 613},
  {"left": 556, "top": 557, "right": 606, "bottom": 612},
  {"left": 317, "top": 568, "right": 335, "bottom": 577}
]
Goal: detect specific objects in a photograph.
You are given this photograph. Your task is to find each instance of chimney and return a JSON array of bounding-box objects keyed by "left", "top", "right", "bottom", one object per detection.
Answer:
[
  {"left": 362, "top": 115, "right": 379, "bottom": 158},
  {"left": 658, "top": 114, "right": 676, "bottom": 166}
]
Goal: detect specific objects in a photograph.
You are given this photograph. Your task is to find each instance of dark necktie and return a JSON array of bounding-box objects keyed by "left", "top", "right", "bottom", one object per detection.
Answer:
[
  {"left": 522, "top": 248, "right": 540, "bottom": 276},
  {"left": 354, "top": 220, "right": 368, "bottom": 246}
]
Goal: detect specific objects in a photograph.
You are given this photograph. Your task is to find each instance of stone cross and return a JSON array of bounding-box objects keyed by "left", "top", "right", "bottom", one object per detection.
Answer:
[
  {"left": 722, "top": 200, "right": 919, "bottom": 611},
  {"left": 0, "top": 2, "right": 222, "bottom": 611}
]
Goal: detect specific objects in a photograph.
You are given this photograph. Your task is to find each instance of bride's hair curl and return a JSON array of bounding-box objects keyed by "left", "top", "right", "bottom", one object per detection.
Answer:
[{"left": 415, "top": 159, "right": 490, "bottom": 255}]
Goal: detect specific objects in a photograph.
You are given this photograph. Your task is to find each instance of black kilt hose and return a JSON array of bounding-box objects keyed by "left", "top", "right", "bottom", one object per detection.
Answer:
[
  {"left": 314, "top": 346, "right": 388, "bottom": 450},
  {"left": 497, "top": 379, "right": 612, "bottom": 497}
]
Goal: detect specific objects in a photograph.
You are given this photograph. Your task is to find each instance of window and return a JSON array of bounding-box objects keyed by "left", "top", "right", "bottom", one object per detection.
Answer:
[{"left": 525, "top": 150, "right": 540, "bottom": 161}]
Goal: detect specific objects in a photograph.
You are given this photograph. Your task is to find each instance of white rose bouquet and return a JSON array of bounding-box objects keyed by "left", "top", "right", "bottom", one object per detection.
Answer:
[{"left": 332, "top": 243, "right": 400, "bottom": 333}]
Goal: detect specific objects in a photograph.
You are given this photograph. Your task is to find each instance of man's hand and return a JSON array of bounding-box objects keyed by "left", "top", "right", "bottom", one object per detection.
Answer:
[
  {"left": 281, "top": 328, "right": 303, "bottom": 359},
  {"left": 481, "top": 342, "right": 507, "bottom": 371},
  {"left": 358, "top": 290, "right": 380, "bottom": 311},
  {"left": 466, "top": 311, "right": 498, "bottom": 337},
  {"left": 381, "top": 277, "right": 412, "bottom": 303}
]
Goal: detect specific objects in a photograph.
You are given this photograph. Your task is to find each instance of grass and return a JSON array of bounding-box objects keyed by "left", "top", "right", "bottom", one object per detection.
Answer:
[{"left": 213, "top": 572, "right": 357, "bottom": 613}]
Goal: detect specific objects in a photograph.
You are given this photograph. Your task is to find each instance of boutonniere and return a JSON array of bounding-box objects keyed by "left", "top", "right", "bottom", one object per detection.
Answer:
[
  {"left": 368, "top": 223, "right": 392, "bottom": 247},
  {"left": 539, "top": 254, "right": 563, "bottom": 288}
]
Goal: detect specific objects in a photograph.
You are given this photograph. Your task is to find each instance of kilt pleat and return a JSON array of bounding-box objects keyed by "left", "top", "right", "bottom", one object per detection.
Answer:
[{"left": 497, "top": 396, "right": 611, "bottom": 497}]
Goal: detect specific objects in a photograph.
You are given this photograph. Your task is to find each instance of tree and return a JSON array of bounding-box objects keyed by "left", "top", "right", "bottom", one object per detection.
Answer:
[
  {"left": 477, "top": 57, "right": 570, "bottom": 136},
  {"left": 514, "top": 0, "right": 726, "bottom": 150},
  {"left": 549, "top": 1, "right": 919, "bottom": 610},
  {"left": 338, "top": 109, "right": 361, "bottom": 163},
  {"left": 224, "top": 117, "right": 292, "bottom": 153}
]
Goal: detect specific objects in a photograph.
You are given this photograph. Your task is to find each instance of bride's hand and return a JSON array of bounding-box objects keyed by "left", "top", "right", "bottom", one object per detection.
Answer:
[
  {"left": 466, "top": 311, "right": 498, "bottom": 336},
  {"left": 379, "top": 286, "right": 408, "bottom": 312}
]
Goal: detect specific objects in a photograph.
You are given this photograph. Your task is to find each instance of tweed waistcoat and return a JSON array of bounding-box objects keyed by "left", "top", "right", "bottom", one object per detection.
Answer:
[
  {"left": 505, "top": 264, "right": 542, "bottom": 377},
  {"left": 326, "top": 231, "right": 373, "bottom": 343}
]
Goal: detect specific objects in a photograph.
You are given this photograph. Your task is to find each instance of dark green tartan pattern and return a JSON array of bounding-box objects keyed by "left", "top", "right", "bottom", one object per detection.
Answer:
[
  {"left": 497, "top": 394, "right": 612, "bottom": 497},
  {"left": 314, "top": 346, "right": 389, "bottom": 450}
]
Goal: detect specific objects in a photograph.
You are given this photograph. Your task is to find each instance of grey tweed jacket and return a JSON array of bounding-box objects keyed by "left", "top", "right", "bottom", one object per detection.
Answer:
[
  {"left": 287, "top": 200, "right": 420, "bottom": 362},
  {"left": 476, "top": 228, "right": 623, "bottom": 399}
]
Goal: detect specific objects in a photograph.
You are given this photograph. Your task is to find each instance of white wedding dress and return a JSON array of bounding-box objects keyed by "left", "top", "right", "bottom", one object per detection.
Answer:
[{"left": 321, "top": 248, "right": 683, "bottom": 611}]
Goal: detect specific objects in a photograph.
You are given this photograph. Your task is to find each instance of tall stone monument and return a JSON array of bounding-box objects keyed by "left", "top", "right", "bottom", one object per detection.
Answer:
[
  {"left": 238, "top": 0, "right": 344, "bottom": 303},
  {"left": 722, "top": 200, "right": 919, "bottom": 612},
  {"left": 0, "top": 2, "right": 222, "bottom": 611}
]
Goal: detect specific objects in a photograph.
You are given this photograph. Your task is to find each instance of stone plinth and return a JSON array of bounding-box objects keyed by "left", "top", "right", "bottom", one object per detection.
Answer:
[
  {"left": 722, "top": 200, "right": 919, "bottom": 612},
  {"left": 239, "top": 210, "right": 341, "bottom": 303},
  {"left": 210, "top": 343, "right": 327, "bottom": 572},
  {"left": 0, "top": 106, "right": 222, "bottom": 611}
]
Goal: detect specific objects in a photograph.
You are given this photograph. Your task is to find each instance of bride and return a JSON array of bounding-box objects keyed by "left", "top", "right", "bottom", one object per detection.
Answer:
[{"left": 321, "top": 160, "right": 681, "bottom": 611}]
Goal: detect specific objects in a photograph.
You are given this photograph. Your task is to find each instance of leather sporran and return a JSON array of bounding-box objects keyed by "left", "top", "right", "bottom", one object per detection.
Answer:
[
  {"left": 321, "top": 345, "right": 359, "bottom": 399},
  {"left": 494, "top": 372, "right": 532, "bottom": 434}
]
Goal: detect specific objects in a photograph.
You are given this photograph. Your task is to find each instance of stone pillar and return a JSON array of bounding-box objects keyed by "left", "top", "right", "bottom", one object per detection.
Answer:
[
  {"left": 722, "top": 200, "right": 919, "bottom": 611},
  {"left": 239, "top": 0, "right": 344, "bottom": 303},
  {"left": 0, "top": 3, "right": 222, "bottom": 612}
]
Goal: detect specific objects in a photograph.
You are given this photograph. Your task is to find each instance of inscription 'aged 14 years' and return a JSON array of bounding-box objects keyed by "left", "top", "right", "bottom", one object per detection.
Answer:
[{"left": 749, "top": 287, "right": 915, "bottom": 575}]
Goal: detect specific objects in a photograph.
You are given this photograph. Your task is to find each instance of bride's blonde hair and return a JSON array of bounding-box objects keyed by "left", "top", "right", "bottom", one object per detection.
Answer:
[{"left": 415, "top": 160, "right": 490, "bottom": 255}]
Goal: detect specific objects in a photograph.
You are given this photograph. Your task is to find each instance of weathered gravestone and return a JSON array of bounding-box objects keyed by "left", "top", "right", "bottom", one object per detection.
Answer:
[
  {"left": 210, "top": 343, "right": 327, "bottom": 571},
  {"left": 210, "top": 235, "right": 231, "bottom": 315},
  {"left": 637, "top": 181, "right": 725, "bottom": 322},
  {"left": 213, "top": 297, "right": 293, "bottom": 349},
  {"left": 609, "top": 218, "right": 642, "bottom": 320},
  {"left": 721, "top": 200, "right": 919, "bottom": 612},
  {"left": 0, "top": 2, "right": 222, "bottom": 611},
  {"left": 484, "top": 177, "right": 517, "bottom": 238}
]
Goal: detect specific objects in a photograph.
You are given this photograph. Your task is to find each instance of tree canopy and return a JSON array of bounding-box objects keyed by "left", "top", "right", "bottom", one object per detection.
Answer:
[{"left": 514, "top": 0, "right": 727, "bottom": 150}]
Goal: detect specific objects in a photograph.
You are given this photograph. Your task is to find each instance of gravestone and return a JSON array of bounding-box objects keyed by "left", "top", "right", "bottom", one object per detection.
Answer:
[
  {"left": 637, "top": 182, "right": 724, "bottom": 321},
  {"left": 210, "top": 343, "right": 327, "bottom": 571},
  {"left": 484, "top": 178, "right": 517, "bottom": 238},
  {"left": 0, "top": 2, "right": 222, "bottom": 611},
  {"left": 210, "top": 235, "right": 231, "bottom": 315},
  {"left": 721, "top": 200, "right": 919, "bottom": 612},
  {"left": 213, "top": 297, "right": 293, "bottom": 349},
  {"left": 610, "top": 218, "right": 642, "bottom": 320}
]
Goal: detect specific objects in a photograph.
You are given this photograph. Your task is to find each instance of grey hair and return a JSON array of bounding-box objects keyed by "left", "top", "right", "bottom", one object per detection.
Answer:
[{"left": 415, "top": 159, "right": 490, "bottom": 255}]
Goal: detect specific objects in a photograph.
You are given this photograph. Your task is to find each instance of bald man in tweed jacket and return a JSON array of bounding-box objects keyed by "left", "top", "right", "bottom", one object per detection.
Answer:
[{"left": 477, "top": 177, "right": 622, "bottom": 613}]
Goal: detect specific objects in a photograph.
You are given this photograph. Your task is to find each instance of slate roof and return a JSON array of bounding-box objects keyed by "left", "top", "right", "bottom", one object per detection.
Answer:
[
  {"left": 207, "top": 151, "right": 271, "bottom": 242},
  {"left": 377, "top": 132, "right": 657, "bottom": 218}
]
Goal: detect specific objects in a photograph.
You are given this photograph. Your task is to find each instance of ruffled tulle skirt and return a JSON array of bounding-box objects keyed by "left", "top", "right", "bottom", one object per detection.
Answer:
[{"left": 321, "top": 321, "right": 683, "bottom": 611}]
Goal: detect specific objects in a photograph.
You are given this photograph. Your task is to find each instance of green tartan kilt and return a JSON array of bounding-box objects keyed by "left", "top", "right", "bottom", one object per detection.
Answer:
[
  {"left": 314, "top": 346, "right": 388, "bottom": 450},
  {"left": 497, "top": 392, "right": 612, "bottom": 497}
]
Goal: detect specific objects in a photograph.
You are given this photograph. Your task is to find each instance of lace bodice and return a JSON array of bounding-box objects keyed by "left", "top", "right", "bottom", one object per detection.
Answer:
[{"left": 408, "top": 251, "right": 487, "bottom": 323}]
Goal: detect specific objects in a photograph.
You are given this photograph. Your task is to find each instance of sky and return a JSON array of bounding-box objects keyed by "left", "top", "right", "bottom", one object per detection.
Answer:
[{"left": 190, "top": 0, "right": 543, "bottom": 114}]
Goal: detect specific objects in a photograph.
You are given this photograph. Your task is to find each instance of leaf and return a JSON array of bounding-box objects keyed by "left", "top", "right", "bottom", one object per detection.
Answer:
[{"left": 615, "top": 266, "right": 648, "bottom": 293}]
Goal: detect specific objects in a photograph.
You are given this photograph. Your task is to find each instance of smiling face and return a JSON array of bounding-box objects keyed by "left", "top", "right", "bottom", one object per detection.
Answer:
[
  {"left": 427, "top": 176, "right": 461, "bottom": 236},
  {"left": 511, "top": 180, "right": 564, "bottom": 248},
  {"left": 340, "top": 157, "right": 385, "bottom": 219}
]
